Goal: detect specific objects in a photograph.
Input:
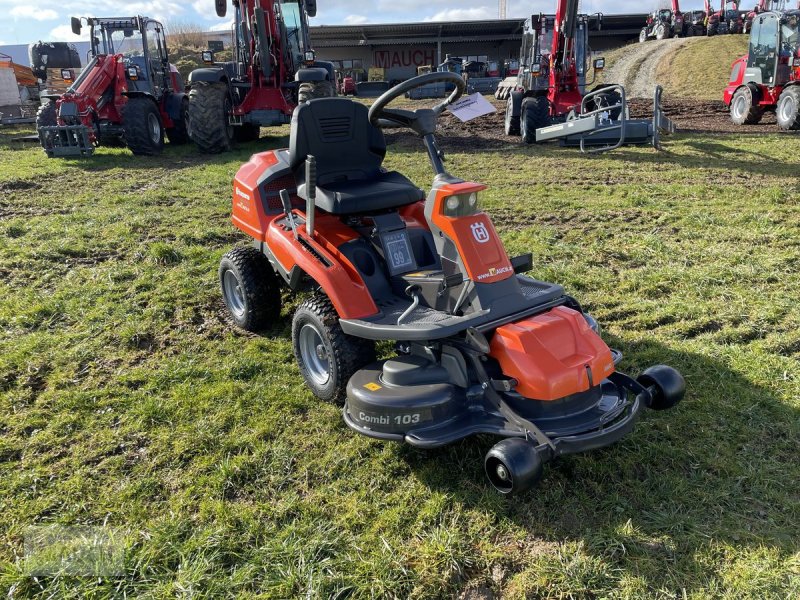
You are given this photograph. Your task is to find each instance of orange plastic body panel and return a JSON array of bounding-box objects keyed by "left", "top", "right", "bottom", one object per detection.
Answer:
[
  {"left": 490, "top": 306, "right": 615, "bottom": 401},
  {"left": 430, "top": 183, "right": 513, "bottom": 284},
  {"left": 231, "top": 150, "right": 280, "bottom": 239}
]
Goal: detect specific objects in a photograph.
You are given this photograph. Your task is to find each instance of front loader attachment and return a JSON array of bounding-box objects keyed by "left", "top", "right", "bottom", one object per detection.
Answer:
[
  {"left": 38, "top": 124, "right": 94, "bottom": 158},
  {"left": 535, "top": 85, "right": 675, "bottom": 153}
]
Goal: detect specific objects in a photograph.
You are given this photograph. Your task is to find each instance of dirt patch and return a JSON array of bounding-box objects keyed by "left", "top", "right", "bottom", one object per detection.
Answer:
[
  {"left": 629, "top": 97, "right": 783, "bottom": 134},
  {"left": 0, "top": 179, "right": 40, "bottom": 193}
]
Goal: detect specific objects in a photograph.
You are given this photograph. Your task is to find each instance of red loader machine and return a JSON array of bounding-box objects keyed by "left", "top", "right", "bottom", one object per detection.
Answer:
[
  {"left": 36, "top": 16, "right": 188, "bottom": 157},
  {"left": 708, "top": 0, "right": 745, "bottom": 34},
  {"left": 501, "top": 0, "right": 675, "bottom": 151},
  {"left": 640, "top": 0, "right": 687, "bottom": 41},
  {"left": 725, "top": 9, "right": 800, "bottom": 129},
  {"left": 187, "top": 0, "right": 335, "bottom": 153},
  {"left": 217, "top": 72, "right": 685, "bottom": 494}
]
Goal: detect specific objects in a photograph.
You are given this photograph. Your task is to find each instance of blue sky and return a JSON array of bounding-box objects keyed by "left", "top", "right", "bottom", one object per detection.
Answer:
[{"left": 0, "top": 0, "right": 714, "bottom": 46}]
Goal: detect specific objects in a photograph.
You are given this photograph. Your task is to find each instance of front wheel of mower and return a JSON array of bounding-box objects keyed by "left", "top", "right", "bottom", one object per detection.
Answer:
[
  {"left": 292, "top": 294, "right": 376, "bottom": 404},
  {"left": 485, "top": 438, "right": 544, "bottom": 495},
  {"left": 730, "top": 86, "right": 763, "bottom": 125},
  {"left": 219, "top": 247, "right": 281, "bottom": 331},
  {"left": 637, "top": 365, "right": 686, "bottom": 411},
  {"left": 520, "top": 96, "right": 550, "bottom": 144},
  {"left": 123, "top": 97, "right": 165, "bottom": 156},
  {"left": 776, "top": 86, "right": 800, "bottom": 131}
]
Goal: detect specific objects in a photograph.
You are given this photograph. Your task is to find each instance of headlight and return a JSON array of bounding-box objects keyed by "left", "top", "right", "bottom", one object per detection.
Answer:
[{"left": 442, "top": 192, "right": 480, "bottom": 217}]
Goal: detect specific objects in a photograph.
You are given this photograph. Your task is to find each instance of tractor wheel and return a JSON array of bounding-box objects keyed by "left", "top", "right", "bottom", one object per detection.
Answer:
[
  {"left": 188, "top": 81, "right": 234, "bottom": 154},
  {"left": 219, "top": 246, "right": 281, "bottom": 331},
  {"left": 166, "top": 98, "right": 190, "bottom": 145},
  {"left": 35, "top": 100, "right": 57, "bottom": 149},
  {"left": 730, "top": 86, "right": 763, "bottom": 125},
  {"left": 122, "top": 97, "right": 165, "bottom": 156},
  {"left": 504, "top": 95, "right": 520, "bottom": 136},
  {"left": 520, "top": 96, "right": 550, "bottom": 144},
  {"left": 707, "top": 24, "right": 717, "bottom": 36},
  {"left": 298, "top": 80, "right": 336, "bottom": 104},
  {"left": 233, "top": 123, "right": 261, "bottom": 142},
  {"left": 639, "top": 28, "right": 648, "bottom": 43},
  {"left": 776, "top": 87, "right": 800, "bottom": 131},
  {"left": 588, "top": 87, "right": 623, "bottom": 121},
  {"left": 292, "top": 294, "right": 376, "bottom": 404},
  {"left": 655, "top": 24, "right": 667, "bottom": 40}
]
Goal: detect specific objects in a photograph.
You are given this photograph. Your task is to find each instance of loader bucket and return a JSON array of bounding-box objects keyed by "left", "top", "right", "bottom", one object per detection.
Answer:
[{"left": 38, "top": 124, "right": 94, "bottom": 157}]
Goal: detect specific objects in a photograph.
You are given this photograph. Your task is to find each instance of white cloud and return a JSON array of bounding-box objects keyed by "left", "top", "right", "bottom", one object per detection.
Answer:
[
  {"left": 48, "top": 24, "right": 88, "bottom": 42},
  {"left": 424, "top": 7, "right": 494, "bottom": 22},
  {"left": 10, "top": 6, "right": 59, "bottom": 21},
  {"left": 209, "top": 18, "right": 234, "bottom": 31},
  {"left": 344, "top": 15, "right": 369, "bottom": 25}
]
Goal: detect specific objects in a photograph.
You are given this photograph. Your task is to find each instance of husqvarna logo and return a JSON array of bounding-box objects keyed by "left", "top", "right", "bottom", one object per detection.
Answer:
[{"left": 471, "top": 221, "right": 490, "bottom": 244}]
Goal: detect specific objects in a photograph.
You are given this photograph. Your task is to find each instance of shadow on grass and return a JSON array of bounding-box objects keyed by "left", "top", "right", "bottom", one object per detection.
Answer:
[{"left": 404, "top": 336, "right": 798, "bottom": 592}]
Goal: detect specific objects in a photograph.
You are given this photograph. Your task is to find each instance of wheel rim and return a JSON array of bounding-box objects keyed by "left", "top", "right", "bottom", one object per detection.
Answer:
[
  {"left": 486, "top": 457, "right": 513, "bottom": 493},
  {"left": 147, "top": 113, "right": 161, "bottom": 144},
  {"left": 779, "top": 95, "right": 796, "bottom": 123},
  {"left": 299, "top": 323, "right": 330, "bottom": 386},
  {"left": 223, "top": 269, "right": 245, "bottom": 318},
  {"left": 732, "top": 94, "right": 746, "bottom": 119}
]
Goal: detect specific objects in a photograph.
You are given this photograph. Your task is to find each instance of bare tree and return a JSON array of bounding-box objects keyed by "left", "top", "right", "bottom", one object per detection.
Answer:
[{"left": 165, "top": 21, "right": 207, "bottom": 48}]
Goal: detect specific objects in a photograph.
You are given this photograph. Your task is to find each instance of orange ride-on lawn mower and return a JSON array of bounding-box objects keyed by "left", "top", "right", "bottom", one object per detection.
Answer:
[{"left": 219, "top": 72, "right": 685, "bottom": 494}]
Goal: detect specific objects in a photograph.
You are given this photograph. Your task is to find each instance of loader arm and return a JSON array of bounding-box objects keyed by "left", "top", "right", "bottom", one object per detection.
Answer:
[{"left": 57, "top": 53, "right": 124, "bottom": 136}]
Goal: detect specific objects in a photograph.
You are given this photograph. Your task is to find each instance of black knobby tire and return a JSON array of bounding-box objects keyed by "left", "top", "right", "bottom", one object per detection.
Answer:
[
  {"left": 219, "top": 247, "right": 281, "bottom": 331},
  {"left": 655, "top": 24, "right": 667, "bottom": 40},
  {"left": 233, "top": 123, "right": 261, "bottom": 142},
  {"left": 188, "top": 82, "right": 234, "bottom": 154},
  {"left": 520, "top": 96, "right": 550, "bottom": 144},
  {"left": 730, "top": 86, "right": 763, "bottom": 125},
  {"left": 298, "top": 80, "right": 335, "bottom": 104},
  {"left": 122, "top": 97, "right": 165, "bottom": 156},
  {"left": 707, "top": 24, "right": 717, "bottom": 36},
  {"left": 588, "top": 87, "right": 623, "bottom": 121},
  {"left": 166, "top": 98, "right": 190, "bottom": 145},
  {"left": 776, "top": 86, "right": 800, "bottom": 131},
  {"left": 504, "top": 94, "right": 520, "bottom": 136},
  {"left": 36, "top": 100, "right": 57, "bottom": 150},
  {"left": 292, "top": 294, "right": 376, "bottom": 404}
]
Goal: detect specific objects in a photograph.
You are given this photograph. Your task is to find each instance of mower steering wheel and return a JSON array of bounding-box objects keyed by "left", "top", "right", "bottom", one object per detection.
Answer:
[{"left": 368, "top": 71, "right": 466, "bottom": 132}]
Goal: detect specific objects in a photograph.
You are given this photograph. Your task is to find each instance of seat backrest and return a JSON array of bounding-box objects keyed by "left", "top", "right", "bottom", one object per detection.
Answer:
[{"left": 289, "top": 98, "right": 387, "bottom": 186}]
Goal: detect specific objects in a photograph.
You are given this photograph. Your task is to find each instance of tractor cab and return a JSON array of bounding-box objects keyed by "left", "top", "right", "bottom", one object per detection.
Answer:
[{"left": 746, "top": 10, "right": 799, "bottom": 86}]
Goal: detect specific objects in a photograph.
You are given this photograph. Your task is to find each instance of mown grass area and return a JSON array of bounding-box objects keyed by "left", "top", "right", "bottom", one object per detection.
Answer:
[
  {"left": 1, "top": 122, "right": 799, "bottom": 598},
  {"left": 656, "top": 36, "right": 749, "bottom": 101}
]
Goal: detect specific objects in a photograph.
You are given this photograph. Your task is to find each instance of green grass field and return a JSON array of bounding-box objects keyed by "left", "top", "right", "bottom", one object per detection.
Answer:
[{"left": 1, "top": 115, "right": 799, "bottom": 598}]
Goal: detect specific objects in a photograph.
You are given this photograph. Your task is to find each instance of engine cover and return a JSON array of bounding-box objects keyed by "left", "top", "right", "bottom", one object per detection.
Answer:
[{"left": 489, "top": 306, "right": 615, "bottom": 401}]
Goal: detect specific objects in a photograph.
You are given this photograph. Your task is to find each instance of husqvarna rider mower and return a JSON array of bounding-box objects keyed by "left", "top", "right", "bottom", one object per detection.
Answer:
[{"left": 219, "top": 72, "right": 685, "bottom": 494}]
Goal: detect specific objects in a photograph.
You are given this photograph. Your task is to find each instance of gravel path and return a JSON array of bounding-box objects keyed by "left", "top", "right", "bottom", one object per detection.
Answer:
[{"left": 604, "top": 37, "right": 696, "bottom": 99}]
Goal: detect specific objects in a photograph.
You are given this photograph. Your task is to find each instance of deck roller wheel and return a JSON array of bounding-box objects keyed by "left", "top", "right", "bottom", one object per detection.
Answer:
[
  {"left": 484, "top": 438, "right": 543, "bottom": 495},
  {"left": 637, "top": 365, "right": 685, "bottom": 411}
]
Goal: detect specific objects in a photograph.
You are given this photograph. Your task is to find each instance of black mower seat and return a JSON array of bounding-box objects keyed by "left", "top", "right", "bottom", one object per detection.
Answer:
[{"left": 289, "top": 98, "right": 424, "bottom": 215}]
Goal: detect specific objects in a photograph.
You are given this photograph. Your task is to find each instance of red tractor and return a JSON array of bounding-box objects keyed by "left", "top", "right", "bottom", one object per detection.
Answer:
[
  {"left": 708, "top": 0, "right": 745, "bottom": 35},
  {"left": 744, "top": 0, "right": 772, "bottom": 33},
  {"left": 36, "top": 16, "right": 188, "bottom": 157},
  {"left": 503, "top": 0, "right": 613, "bottom": 143},
  {"left": 724, "top": 9, "right": 800, "bottom": 129},
  {"left": 187, "top": 0, "right": 335, "bottom": 153}
]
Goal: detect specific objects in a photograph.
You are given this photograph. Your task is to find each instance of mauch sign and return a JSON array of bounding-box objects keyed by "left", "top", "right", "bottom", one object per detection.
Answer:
[{"left": 374, "top": 49, "right": 436, "bottom": 69}]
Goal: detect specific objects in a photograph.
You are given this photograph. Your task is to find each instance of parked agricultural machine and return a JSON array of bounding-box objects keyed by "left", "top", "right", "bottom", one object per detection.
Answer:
[
  {"left": 640, "top": 0, "right": 686, "bottom": 41},
  {"left": 188, "top": 0, "right": 335, "bottom": 153},
  {"left": 708, "top": 0, "right": 745, "bottom": 35},
  {"left": 500, "top": 0, "right": 675, "bottom": 151},
  {"left": 36, "top": 16, "right": 188, "bottom": 157},
  {"left": 724, "top": 9, "right": 800, "bottom": 129}
]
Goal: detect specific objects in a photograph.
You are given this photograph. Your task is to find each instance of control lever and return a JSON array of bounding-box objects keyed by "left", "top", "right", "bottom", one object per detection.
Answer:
[
  {"left": 438, "top": 272, "right": 464, "bottom": 296},
  {"left": 397, "top": 284, "right": 421, "bottom": 326},
  {"left": 305, "top": 155, "right": 316, "bottom": 237},
  {"left": 279, "top": 189, "right": 298, "bottom": 239}
]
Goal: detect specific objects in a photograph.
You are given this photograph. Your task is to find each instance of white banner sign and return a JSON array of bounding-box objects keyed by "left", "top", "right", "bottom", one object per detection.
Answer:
[{"left": 448, "top": 92, "right": 497, "bottom": 122}]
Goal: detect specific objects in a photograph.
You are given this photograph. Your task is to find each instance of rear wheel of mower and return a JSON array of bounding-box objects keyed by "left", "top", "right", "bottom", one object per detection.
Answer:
[
  {"left": 35, "top": 100, "right": 56, "bottom": 149},
  {"left": 504, "top": 95, "right": 520, "bottom": 136},
  {"left": 637, "top": 365, "right": 686, "bottom": 411},
  {"left": 730, "top": 86, "right": 763, "bottom": 125},
  {"left": 485, "top": 438, "right": 544, "bottom": 495},
  {"left": 219, "top": 247, "right": 281, "bottom": 332},
  {"left": 292, "top": 294, "right": 376, "bottom": 404},
  {"left": 166, "top": 98, "right": 190, "bottom": 145},
  {"left": 123, "top": 97, "right": 165, "bottom": 156},
  {"left": 520, "top": 96, "right": 550, "bottom": 144},
  {"left": 188, "top": 82, "right": 234, "bottom": 153},
  {"left": 776, "top": 87, "right": 800, "bottom": 131}
]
